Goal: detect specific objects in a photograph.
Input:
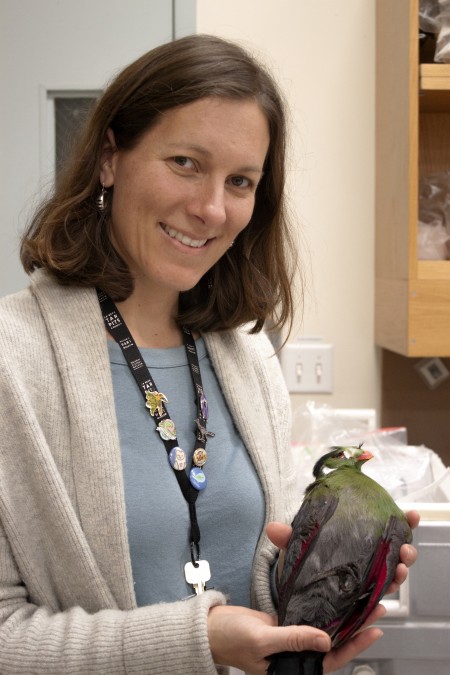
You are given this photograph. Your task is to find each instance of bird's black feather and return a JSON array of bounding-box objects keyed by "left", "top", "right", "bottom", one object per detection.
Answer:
[{"left": 268, "top": 650, "right": 324, "bottom": 674}]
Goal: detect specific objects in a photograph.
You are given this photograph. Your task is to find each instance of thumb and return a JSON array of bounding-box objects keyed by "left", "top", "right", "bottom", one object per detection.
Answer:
[
  {"left": 266, "top": 522, "right": 292, "bottom": 550},
  {"left": 265, "top": 624, "right": 331, "bottom": 655}
]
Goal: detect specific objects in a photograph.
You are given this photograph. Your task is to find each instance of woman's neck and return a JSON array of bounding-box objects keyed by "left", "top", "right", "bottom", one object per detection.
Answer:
[{"left": 112, "top": 288, "right": 184, "bottom": 349}]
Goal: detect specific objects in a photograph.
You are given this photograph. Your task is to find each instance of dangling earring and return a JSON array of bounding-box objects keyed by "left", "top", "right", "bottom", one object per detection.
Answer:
[{"left": 96, "top": 183, "right": 108, "bottom": 212}]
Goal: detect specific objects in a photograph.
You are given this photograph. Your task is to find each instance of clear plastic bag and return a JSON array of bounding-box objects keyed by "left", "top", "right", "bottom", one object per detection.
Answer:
[
  {"left": 418, "top": 171, "right": 450, "bottom": 259},
  {"left": 418, "top": 219, "right": 450, "bottom": 259},
  {"left": 419, "top": 0, "right": 442, "bottom": 34},
  {"left": 436, "top": 0, "right": 450, "bottom": 62},
  {"left": 419, "top": 0, "right": 450, "bottom": 62}
]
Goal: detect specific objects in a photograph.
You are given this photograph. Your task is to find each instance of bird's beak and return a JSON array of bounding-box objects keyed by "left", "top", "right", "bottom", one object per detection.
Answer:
[{"left": 358, "top": 449, "right": 374, "bottom": 461}]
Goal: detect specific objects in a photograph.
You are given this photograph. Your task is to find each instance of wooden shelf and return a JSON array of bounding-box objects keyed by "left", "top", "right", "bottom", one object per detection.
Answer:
[
  {"left": 420, "top": 64, "right": 450, "bottom": 90},
  {"left": 420, "top": 64, "right": 450, "bottom": 111},
  {"left": 418, "top": 260, "right": 450, "bottom": 281},
  {"left": 377, "top": 1, "right": 450, "bottom": 460},
  {"left": 376, "top": 0, "right": 450, "bottom": 357}
]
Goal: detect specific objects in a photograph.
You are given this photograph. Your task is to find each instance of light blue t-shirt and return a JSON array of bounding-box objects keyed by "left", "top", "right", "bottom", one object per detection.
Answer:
[{"left": 108, "top": 337, "right": 265, "bottom": 608}]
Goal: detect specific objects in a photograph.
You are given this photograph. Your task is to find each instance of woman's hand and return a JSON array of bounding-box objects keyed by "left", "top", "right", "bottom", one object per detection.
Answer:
[
  {"left": 266, "top": 509, "right": 420, "bottom": 672},
  {"left": 208, "top": 604, "right": 331, "bottom": 675}
]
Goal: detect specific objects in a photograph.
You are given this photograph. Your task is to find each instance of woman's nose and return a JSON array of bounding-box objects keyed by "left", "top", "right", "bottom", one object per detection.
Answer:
[{"left": 187, "top": 179, "right": 227, "bottom": 227}]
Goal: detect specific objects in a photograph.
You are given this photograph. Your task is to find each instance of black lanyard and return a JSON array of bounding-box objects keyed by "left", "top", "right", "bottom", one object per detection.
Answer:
[{"left": 97, "top": 289, "right": 214, "bottom": 565}]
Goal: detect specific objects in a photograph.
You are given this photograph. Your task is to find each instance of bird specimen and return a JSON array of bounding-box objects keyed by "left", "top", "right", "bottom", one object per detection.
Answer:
[{"left": 269, "top": 445, "right": 413, "bottom": 675}]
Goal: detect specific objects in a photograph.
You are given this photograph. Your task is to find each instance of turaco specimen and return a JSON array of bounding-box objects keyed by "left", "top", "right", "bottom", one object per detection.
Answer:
[{"left": 269, "top": 445, "right": 412, "bottom": 675}]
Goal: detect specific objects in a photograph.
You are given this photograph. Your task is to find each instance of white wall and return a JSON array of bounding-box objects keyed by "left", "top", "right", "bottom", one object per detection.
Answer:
[{"left": 197, "top": 0, "right": 380, "bottom": 417}]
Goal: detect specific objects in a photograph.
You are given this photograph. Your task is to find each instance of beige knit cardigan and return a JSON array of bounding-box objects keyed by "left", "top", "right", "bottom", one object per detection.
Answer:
[{"left": 0, "top": 269, "right": 298, "bottom": 674}]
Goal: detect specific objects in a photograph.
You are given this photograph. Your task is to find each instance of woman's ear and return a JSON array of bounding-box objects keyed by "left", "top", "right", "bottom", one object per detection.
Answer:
[{"left": 99, "top": 128, "right": 117, "bottom": 187}]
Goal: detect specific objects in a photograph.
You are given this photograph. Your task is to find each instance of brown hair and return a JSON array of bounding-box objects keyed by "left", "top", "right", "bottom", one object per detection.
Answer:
[{"left": 20, "top": 34, "right": 299, "bottom": 334}]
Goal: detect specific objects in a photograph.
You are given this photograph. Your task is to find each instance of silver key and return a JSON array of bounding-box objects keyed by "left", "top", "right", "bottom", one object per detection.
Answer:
[{"left": 184, "top": 559, "right": 211, "bottom": 595}]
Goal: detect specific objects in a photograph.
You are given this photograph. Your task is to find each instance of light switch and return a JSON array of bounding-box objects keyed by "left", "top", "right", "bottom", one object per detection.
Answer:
[{"left": 280, "top": 338, "right": 333, "bottom": 393}]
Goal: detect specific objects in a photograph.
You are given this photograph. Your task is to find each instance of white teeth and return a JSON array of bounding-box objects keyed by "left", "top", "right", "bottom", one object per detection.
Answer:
[{"left": 163, "top": 225, "right": 207, "bottom": 248}]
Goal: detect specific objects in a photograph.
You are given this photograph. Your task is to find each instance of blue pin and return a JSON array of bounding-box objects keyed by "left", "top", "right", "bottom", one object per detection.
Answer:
[{"left": 189, "top": 467, "right": 207, "bottom": 490}]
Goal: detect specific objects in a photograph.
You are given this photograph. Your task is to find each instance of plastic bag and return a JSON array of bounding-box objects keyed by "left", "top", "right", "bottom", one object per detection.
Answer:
[
  {"left": 436, "top": 0, "right": 450, "bottom": 62},
  {"left": 399, "top": 464, "right": 450, "bottom": 502},
  {"left": 290, "top": 401, "right": 449, "bottom": 501},
  {"left": 419, "top": 0, "right": 450, "bottom": 62},
  {"left": 418, "top": 171, "right": 450, "bottom": 259},
  {"left": 361, "top": 433, "right": 441, "bottom": 500},
  {"left": 418, "top": 219, "right": 450, "bottom": 259},
  {"left": 419, "top": 0, "right": 442, "bottom": 34}
]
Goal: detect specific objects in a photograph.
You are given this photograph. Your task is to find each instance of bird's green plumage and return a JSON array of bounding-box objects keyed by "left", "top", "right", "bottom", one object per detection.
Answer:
[{"left": 305, "top": 460, "right": 408, "bottom": 541}]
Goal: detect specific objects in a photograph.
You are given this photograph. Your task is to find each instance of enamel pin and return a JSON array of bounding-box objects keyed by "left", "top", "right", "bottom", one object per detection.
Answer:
[
  {"left": 195, "top": 418, "right": 215, "bottom": 442},
  {"left": 199, "top": 391, "right": 209, "bottom": 420},
  {"left": 156, "top": 418, "right": 177, "bottom": 440},
  {"left": 145, "top": 390, "right": 168, "bottom": 417}
]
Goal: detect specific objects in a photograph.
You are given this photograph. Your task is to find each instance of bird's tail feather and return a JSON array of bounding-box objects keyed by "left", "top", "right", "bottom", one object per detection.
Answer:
[{"left": 268, "top": 651, "right": 324, "bottom": 674}]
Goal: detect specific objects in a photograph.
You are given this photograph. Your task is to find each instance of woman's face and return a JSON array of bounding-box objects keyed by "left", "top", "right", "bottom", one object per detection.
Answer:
[{"left": 101, "top": 97, "right": 270, "bottom": 298}]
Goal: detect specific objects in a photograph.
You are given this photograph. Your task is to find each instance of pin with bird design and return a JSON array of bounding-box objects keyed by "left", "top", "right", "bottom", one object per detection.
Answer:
[
  {"left": 190, "top": 467, "right": 207, "bottom": 490},
  {"left": 156, "top": 419, "right": 177, "bottom": 440}
]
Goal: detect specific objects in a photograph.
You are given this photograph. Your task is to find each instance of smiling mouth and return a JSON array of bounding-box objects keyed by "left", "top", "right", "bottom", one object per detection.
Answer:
[{"left": 161, "top": 224, "right": 208, "bottom": 248}]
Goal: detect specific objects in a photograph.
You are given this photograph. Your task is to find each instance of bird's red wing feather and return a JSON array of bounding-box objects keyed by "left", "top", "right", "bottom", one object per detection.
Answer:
[
  {"left": 332, "top": 515, "right": 404, "bottom": 649},
  {"left": 277, "top": 495, "right": 339, "bottom": 625}
]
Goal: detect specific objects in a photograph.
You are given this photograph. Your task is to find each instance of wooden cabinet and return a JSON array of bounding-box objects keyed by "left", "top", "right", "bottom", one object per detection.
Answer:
[{"left": 375, "top": 0, "right": 450, "bottom": 356}]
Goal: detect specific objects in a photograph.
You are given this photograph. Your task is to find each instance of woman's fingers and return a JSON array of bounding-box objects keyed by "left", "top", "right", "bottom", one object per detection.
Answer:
[{"left": 208, "top": 605, "right": 330, "bottom": 675}]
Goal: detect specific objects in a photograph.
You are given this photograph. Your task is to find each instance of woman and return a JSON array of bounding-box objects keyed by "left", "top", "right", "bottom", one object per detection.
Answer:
[{"left": 0, "top": 34, "right": 417, "bottom": 674}]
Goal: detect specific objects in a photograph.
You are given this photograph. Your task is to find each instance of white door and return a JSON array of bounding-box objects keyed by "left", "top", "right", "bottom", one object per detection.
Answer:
[{"left": 0, "top": 0, "right": 195, "bottom": 295}]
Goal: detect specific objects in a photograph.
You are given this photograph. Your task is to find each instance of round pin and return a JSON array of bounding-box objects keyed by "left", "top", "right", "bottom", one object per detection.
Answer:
[
  {"left": 189, "top": 467, "right": 207, "bottom": 490},
  {"left": 169, "top": 446, "right": 187, "bottom": 471},
  {"left": 193, "top": 447, "right": 207, "bottom": 467}
]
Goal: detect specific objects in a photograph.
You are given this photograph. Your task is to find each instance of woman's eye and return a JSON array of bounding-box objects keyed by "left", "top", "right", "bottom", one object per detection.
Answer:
[
  {"left": 229, "top": 175, "right": 251, "bottom": 189},
  {"left": 173, "top": 156, "right": 194, "bottom": 169}
]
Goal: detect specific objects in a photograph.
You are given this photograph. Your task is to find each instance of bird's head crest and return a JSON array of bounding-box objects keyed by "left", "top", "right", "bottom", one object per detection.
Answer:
[{"left": 313, "top": 444, "right": 373, "bottom": 478}]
